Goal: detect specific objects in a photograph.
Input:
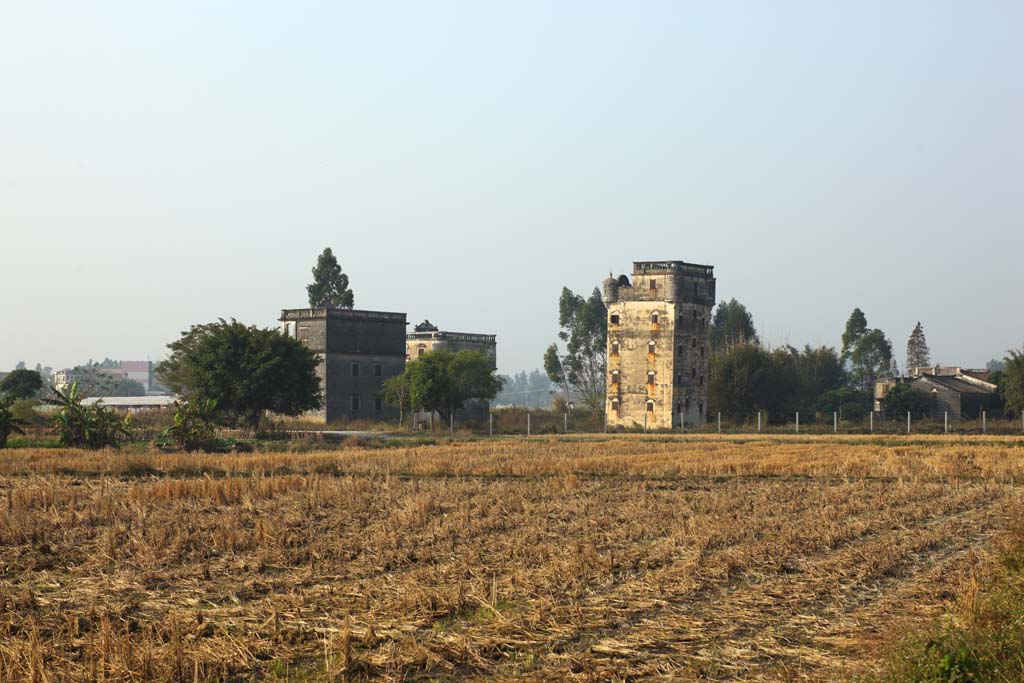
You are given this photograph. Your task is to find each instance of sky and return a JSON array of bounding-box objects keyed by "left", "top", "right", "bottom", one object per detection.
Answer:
[{"left": 2, "top": 1, "right": 1021, "bottom": 376}]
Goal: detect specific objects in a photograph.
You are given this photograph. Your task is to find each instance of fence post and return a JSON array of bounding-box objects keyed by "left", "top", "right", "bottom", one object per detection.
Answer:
[
  {"left": 795, "top": 411, "right": 799, "bottom": 434},
  {"left": 944, "top": 411, "right": 949, "bottom": 434},
  {"left": 982, "top": 411, "right": 986, "bottom": 435},
  {"left": 907, "top": 411, "right": 911, "bottom": 434},
  {"left": 833, "top": 411, "right": 837, "bottom": 434},
  {"left": 450, "top": 413, "right": 454, "bottom": 433},
  {"left": 527, "top": 412, "right": 531, "bottom": 436},
  {"left": 489, "top": 412, "right": 493, "bottom": 437},
  {"left": 718, "top": 411, "right": 722, "bottom": 433},
  {"left": 757, "top": 412, "right": 761, "bottom": 433},
  {"left": 870, "top": 411, "right": 873, "bottom": 434},
  {"left": 564, "top": 412, "right": 568, "bottom": 434}
]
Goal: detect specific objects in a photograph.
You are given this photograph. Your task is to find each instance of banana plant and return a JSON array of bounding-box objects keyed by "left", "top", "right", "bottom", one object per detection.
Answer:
[{"left": 0, "top": 395, "right": 27, "bottom": 448}]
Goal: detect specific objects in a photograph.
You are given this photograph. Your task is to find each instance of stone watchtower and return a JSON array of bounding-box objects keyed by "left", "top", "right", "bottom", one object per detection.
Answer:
[{"left": 603, "top": 261, "right": 716, "bottom": 429}]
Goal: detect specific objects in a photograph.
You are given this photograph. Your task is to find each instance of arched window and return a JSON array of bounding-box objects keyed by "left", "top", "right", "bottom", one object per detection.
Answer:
[
  {"left": 611, "top": 398, "right": 620, "bottom": 414},
  {"left": 646, "top": 400, "right": 655, "bottom": 412},
  {"left": 651, "top": 312, "right": 659, "bottom": 324},
  {"left": 647, "top": 370, "right": 656, "bottom": 384},
  {"left": 611, "top": 341, "right": 620, "bottom": 355},
  {"left": 648, "top": 341, "right": 656, "bottom": 355},
  {"left": 611, "top": 370, "right": 620, "bottom": 384},
  {"left": 610, "top": 312, "right": 620, "bottom": 325}
]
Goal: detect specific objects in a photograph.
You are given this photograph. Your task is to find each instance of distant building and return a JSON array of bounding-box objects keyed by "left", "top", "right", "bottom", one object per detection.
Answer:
[
  {"left": 875, "top": 366, "right": 1000, "bottom": 419},
  {"left": 603, "top": 260, "right": 716, "bottom": 429},
  {"left": 119, "top": 361, "right": 153, "bottom": 391},
  {"left": 81, "top": 396, "right": 176, "bottom": 413},
  {"left": 53, "top": 368, "right": 87, "bottom": 392},
  {"left": 406, "top": 320, "right": 497, "bottom": 421},
  {"left": 280, "top": 307, "right": 407, "bottom": 423}
]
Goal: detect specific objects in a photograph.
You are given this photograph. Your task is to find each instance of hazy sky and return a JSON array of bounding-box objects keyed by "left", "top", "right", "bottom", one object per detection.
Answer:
[{"left": 2, "top": 1, "right": 1021, "bottom": 375}]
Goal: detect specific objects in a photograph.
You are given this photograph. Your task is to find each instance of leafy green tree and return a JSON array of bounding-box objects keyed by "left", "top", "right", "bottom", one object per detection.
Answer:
[
  {"left": 905, "top": 322, "right": 931, "bottom": 372},
  {"left": 841, "top": 308, "right": 868, "bottom": 362},
  {"left": 709, "top": 299, "right": 758, "bottom": 352},
  {"left": 849, "top": 328, "right": 893, "bottom": 393},
  {"left": 0, "top": 395, "right": 27, "bottom": 448},
  {"left": 380, "top": 373, "right": 411, "bottom": 426},
  {"left": 306, "top": 247, "right": 354, "bottom": 309},
  {"left": 156, "top": 319, "right": 322, "bottom": 432},
  {"left": 544, "top": 287, "right": 607, "bottom": 411},
  {"left": 1002, "top": 347, "right": 1024, "bottom": 418},
  {"left": 883, "top": 383, "right": 933, "bottom": 420},
  {"left": 708, "top": 343, "right": 770, "bottom": 422},
  {"left": 816, "top": 387, "right": 871, "bottom": 420},
  {"left": 401, "top": 349, "right": 503, "bottom": 424},
  {"left": 162, "top": 399, "right": 218, "bottom": 452},
  {"left": 48, "top": 383, "right": 132, "bottom": 449},
  {"left": 1, "top": 368, "right": 43, "bottom": 399},
  {"left": 790, "top": 345, "right": 846, "bottom": 409}
]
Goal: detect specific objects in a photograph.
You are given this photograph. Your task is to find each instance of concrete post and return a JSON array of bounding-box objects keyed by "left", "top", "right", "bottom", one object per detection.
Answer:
[
  {"left": 833, "top": 411, "right": 837, "bottom": 434},
  {"left": 718, "top": 412, "right": 722, "bottom": 433},
  {"left": 982, "top": 411, "right": 986, "bottom": 434},
  {"left": 907, "top": 411, "right": 911, "bottom": 434},
  {"left": 564, "top": 412, "right": 568, "bottom": 434},
  {"left": 944, "top": 411, "right": 948, "bottom": 434},
  {"left": 795, "top": 411, "right": 799, "bottom": 434},
  {"left": 870, "top": 411, "right": 874, "bottom": 434},
  {"left": 757, "top": 412, "right": 761, "bottom": 433},
  {"left": 489, "top": 413, "right": 493, "bottom": 437},
  {"left": 527, "top": 412, "right": 531, "bottom": 436},
  {"left": 450, "top": 413, "right": 454, "bottom": 434}
]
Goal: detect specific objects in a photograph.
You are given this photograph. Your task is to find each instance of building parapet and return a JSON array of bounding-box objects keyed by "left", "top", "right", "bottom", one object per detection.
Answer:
[
  {"left": 279, "top": 308, "right": 407, "bottom": 323},
  {"left": 633, "top": 261, "right": 714, "bottom": 277},
  {"left": 407, "top": 331, "right": 497, "bottom": 343}
]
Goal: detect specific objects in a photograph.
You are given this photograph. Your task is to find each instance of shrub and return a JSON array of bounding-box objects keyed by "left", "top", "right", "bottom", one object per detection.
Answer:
[
  {"left": 0, "top": 395, "right": 27, "bottom": 448},
  {"left": 49, "top": 383, "right": 132, "bottom": 449},
  {"left": 161, "top": 399, "right": 218, "bottom": 452}
]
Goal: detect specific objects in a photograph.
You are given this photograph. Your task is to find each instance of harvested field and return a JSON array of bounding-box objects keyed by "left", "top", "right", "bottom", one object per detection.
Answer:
[{"left": 0, "top": 434, "right": 1021, "bottom": 682}]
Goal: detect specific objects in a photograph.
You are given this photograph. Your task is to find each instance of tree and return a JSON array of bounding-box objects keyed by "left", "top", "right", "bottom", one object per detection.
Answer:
[
  {"left": 67, "top": 365, "right": 146, "bottom": 398},
  {"left": 48, "top": 383, "right": 132, "bottom": 449},
  {"left": 162, "top": 399, "right": 218, "bottom": 452},
  {"left": 987, "top": 358, "right": 1006, "bottom": 372},
  {"left": 380, "top": 373, "right": 411, "bottom": 426},
  {"left": 905, "top": 322, "right": 931, "bottom": 373},
  {"left": 841, "top": 308, "right": 868, "bottom": 362},
  {"left": 883, "top": 383, "right": 933, "bottom": 420},
  {"left": 1, "top": 369, "right": 43, "bottom": 399},
  {"left": 0, "top": 395, "right": 27, "bottom": 448},
  {"left": 1002, "top": 347, "right": 1024, "bottom": 418},
  {"left": 708, "top": 343, "right": 771, "bottom": 422},
  {"left": 709, "top": 299, "right": 758, "bottom": 352},
  {"left": 849, "top": 328, "right": 893, "bottom": 393},
  {"left": 544, "top": 287, "right": 607, "bottom": 411},
  {"left": 400, "top": 349, "right": 503, "bottom": 424},
  {"left": 156, "top": 319, "right": 322, "bottom": 432},
  {"left": 306, "top": 247, "right": 354, "bottom": 309}
]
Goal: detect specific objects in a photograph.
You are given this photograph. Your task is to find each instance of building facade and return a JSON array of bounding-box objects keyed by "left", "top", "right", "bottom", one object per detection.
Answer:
[
  {"left": 603, "top": 261, "right": 716, "bottom": 429},
  {"left": 280, "top": 308, "right": 407, "bottom": 423},
  {"left": 406, "top": 320, "right": 497, "bottom": 421}
]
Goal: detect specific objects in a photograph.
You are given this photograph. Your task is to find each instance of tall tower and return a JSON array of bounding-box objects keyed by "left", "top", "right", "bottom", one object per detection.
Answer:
[{"left": 602, "top": 261, "right": 716, "bottom": 429}]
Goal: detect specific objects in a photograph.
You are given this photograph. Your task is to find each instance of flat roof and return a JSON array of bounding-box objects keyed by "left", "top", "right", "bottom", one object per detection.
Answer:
[
  {"left": 632, "top": 261, "right": 714, "bottom": 276},
  {"left": 82, "top": 396, "right": 177, "bottom": 407},
  {"left": 280, "top": 308, "right": 407, "bottom": 323}
]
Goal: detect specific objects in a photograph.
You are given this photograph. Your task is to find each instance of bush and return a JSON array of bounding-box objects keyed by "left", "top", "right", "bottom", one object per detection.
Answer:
[
  {"left": 49, "top": 383, "right": 132, "bottom": 449},
  {"left": 160, "top": 399, "right": 218, "bottom": 452},
  {"left": 0, "top": 395, "right": 27, "bottom": 448}
]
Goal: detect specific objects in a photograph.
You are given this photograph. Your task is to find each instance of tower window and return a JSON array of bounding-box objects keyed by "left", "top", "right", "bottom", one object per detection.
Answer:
[
  {"left": 651, "top": 312, "right": 659, "bottom": 324},
  {"left": 677, "top": 344, "right": 683, "bottom": 355},
  {"left": 374, "top": 397, "right": 383, "bottom": 411},
  {"left": 610, "top": 312, "right": 620, "bottom": 325},
  {"left": 647, "top": 370, "right": 656, "bottom": 384},
  {"left": 611, "top": 398, "right": 620, "bottom": 414},
  {"left": 374, "top": 363, "right": 382, "bottom": 377},
  {"left": 351, "top": 395, "right": 361, "bottom": 411},
  {"left": 698, "top": 400, "right": 704, "bottom": 414},
  {"left": 701, "top": 345, "right": 705, "bottom": 357},
  {"left": 650, "top": 279, "right": 657, "bottom": 292},
  {"left": 699, "top": 375, "right": 704, "bottom": 386},
  {"left": 611, "top": 370, "right": 620, "bottom": 384},
  {"left": 693, "top": 309, "right": 698, "bottom": 319},
  {"left": 692, "top": 338, "right": 697, "bottom": 348},
  {"left": 611, "top": 341, "right": 620, "bottom": 355},
  {"left": 351, "top": 363, "right": 360, "bottom": 377},
  {"left": 692, "top": 367, "right": 697, "bottom": 379},
  {"left": 648, "top": 341, "right": 656, "bottom": 355},
  {"left": 646, "top": 400, "right": 655, "bottom": 412}
]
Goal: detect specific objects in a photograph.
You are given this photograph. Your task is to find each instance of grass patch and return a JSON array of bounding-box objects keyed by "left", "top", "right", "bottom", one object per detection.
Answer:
[{"left": 866, "top": 523, "right": 1024, "bottom": 682}]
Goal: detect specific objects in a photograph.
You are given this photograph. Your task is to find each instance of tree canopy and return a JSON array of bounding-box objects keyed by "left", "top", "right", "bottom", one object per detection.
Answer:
[
  {"left": 883, "top": 383, "right": 933, "bottom": 420},
  {"left": 156, "top": 319, "right": 322, "bottom": 431},
  {"left": 709, "top": 299, "right": 758, "bottom": 352},
  {"left": 1002, "top": 347, "right": 1024, "bottom": 418},
  {"left": 544, "top": 287, "right": 607, "bottom": 411},
  {"left": 396, "top": 349, "right": 503, "bottom": 424},
  {"left": 841, "top": 308, "right": 868, "bottom": 362},
  {"left": 306, "top": 247, "right": 354, "bottom": 309},
  {"left": 906, "top": 322, "right": 931, "bottom": 372},
  {"left": 0, "top": 369, "right": 43, "bottom": 399},
  {"left": 849, "top": 328, "right": 893, "bottom": 393}
]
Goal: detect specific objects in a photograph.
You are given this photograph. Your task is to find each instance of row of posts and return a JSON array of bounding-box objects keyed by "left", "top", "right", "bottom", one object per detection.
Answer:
[{"left": 420, "top": 409, "right": 1019, "bottom": 436}]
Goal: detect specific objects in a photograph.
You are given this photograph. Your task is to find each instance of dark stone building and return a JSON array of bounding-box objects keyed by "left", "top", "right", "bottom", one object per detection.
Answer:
[
  {"left": 911, "top": 374, "right": 1000, "bottom": 420},
  {"left": 279, "top": 308, "right": 407, "bottom": 424}
]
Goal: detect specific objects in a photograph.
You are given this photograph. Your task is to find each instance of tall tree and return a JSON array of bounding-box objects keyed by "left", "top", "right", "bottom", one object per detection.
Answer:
[
  {"left": 849, "top": 328, "right": 893, "bottom": 393},
  {"left": 905, "top": 322, "right": 931, "bottom": 373},
  {"left": 306, "top": 247, "right": 354, "bottom": 309},
  {"left": 709, "top": 299, "right": 758, "bottom": 352},
  {"left": 841, "top": 308, "right": 868, "bottom": 362},
  {"left": 157, "top": 319, "right": 322, "bottom": 432},
  {"left": 1002, "top": 347, "right": 1024, "bottom": 418},
  {"left": 400, "top": 349, "right": 503, "bottom": 424},
  {"left": 543, "top": 287, "right": 607, "bottom": 411},
  {"left": 0, "top": 369, "right": 43, "bottom": 399}
]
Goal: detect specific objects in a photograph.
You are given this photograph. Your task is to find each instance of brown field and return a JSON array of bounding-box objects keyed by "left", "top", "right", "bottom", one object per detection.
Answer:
[{"left": 1, "top": 435, "right": 1022, "bottom": 682}]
